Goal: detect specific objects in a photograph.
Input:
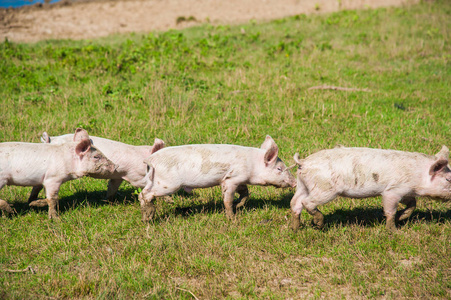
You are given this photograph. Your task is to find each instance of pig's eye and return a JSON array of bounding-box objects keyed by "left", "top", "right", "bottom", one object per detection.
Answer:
[
  {"left": 277, "top": 167, "right": 283, "bottom": 172},
  {"left": 94, "top": 155, "right": 101, "bottom": 160}
]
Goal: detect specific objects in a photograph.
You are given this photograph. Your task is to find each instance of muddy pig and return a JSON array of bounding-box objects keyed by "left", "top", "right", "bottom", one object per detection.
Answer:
[
  {"left": 0, "top": 128, "right": 116, "bottom": 219},
  {"left": 37, "top": 131, "right": 165, "bottom": 201},
  {"left": 138, "top": 135, "right": 297, "bottom": 222},
  {"left": 290, "top": 146, "right": 451, "bottom": 231}
]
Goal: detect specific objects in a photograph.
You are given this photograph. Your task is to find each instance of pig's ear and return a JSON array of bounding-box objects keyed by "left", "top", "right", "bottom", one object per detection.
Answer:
[
  {"left": 151, "top": 138, "right": 165, "bottom": 154},
  {"left": 435, "top": 145, "right": 449, "bottom": 161},
  {"left": 260, "top": 135, "right": 275, "bottom": 150},
  {"left": 75, "top": 139, "right": 91, "bottom": 157},
  {"left": 73, "top": 128, "right": 90, "bottom": 143},
  {"left": 262, "top": 136, "right": 279, "bottom": 166},
  {"left": 41, "top": 132, "right": 50, "bottom": 143},
  {"left": 429, "top": 158, "right": 449, "bottom": 176}
]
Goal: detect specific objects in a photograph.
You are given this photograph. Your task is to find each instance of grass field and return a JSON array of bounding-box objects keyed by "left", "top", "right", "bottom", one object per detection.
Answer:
[{"left": 1, "top": 1, "right": 450, "bottom": 298}]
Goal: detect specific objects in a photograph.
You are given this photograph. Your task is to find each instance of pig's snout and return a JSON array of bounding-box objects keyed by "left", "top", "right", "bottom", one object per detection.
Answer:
[
  {"left": 98, "top": 159, "right": 116, "bottom": 174},
  {"left": 283, "top": 164, "right": 297, "bottom": 188}
]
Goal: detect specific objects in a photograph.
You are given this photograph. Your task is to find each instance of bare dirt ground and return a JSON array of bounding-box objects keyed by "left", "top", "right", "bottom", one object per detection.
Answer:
[{"left": 0, "top": 0, "right": 417, "bottom": 43}]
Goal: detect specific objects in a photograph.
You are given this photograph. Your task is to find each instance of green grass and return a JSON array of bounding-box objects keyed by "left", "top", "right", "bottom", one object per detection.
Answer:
[{"left": 1, "top": 1, "right": 451, "bottom": 298}]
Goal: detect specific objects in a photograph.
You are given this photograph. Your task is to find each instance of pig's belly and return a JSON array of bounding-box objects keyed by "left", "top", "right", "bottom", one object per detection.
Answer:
[
  {"left": 8, "top": 174, "right": 43, "bottom": 187},
  {"left": 156, "top": 172, "right": 225, "bottom": 190},
  {"left": 182, "top": 174, "right": 224, "bottom": 189},
  {"left": 339, "top": 187, "right": 383, "bottom": 199}
]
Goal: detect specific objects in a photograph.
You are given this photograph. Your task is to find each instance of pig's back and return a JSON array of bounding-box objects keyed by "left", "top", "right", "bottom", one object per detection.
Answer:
[
  {"left": 148, "top": 144, "right": 255, "bottom": 188},
  {"left": 302, "top": 147, "right": 433, "bottom": 193},
  {"left": 306, "top": 147, "right": 432, "bottom": 169},
  {"left": 0, "top": 142, "right": 66, "bottom": 186}
]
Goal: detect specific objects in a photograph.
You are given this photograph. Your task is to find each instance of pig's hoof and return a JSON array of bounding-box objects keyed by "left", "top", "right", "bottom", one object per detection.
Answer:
[
  {"left": 49, "top": 213, "right": 60, "bottom": 221},
  {"left": 290, "top": 224, "right": 300, "bottom": 232},
  {"left": 311, "top": 219, "right": 324, "bottom": 229},
  {"left": 385, "top": 216, "right": 398, "bottom": 232},
  {"left": 397, "top": 208, "right": 415, "bottom": 222},
  {"left": 290, "top": 221, "right": 300, "bottom": 232},
  {"left": 141, "top": 206, "right": 156, "bottom": 223},
  {"left": 386, "top": 224, "right": 397, "bottom": 232},
  {"left": 225, "top": 211, "right": 236, "bottom": 221},
  {"left": 29, "top": 199, "right": 49, "bottom": 207},
  {"left": 233, "top": 197, "right": 248, "bottom": 210},
  {"left": 0, "top": 200, "right": 14, "bottom": 214}
]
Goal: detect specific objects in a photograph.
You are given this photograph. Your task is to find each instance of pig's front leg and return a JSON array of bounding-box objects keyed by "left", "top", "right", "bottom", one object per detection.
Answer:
[
  {"left": 398, "top": 197, "right": 417, "bottom": 222},
  {"left": 44, "top": 183, "right": 61, "bottom": 219},
  {"left": 221, "top": 181, "right": 239, "bottom": 220},
  {"left": 106, "top": 179, "right": 123, "bottom": 201},
  {"left": 234, "top": 185, "right": 249, "bottom": 209},
  {"left": 38, "top": 180, "right": 61, "bottom": 219},
  {"left": 28, "top": 185, "right": 43, "bottom": 203}
]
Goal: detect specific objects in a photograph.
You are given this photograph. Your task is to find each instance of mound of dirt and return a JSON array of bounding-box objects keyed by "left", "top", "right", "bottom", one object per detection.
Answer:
[{"left": 0, "top": 0, "right": 418, "bottom": 43}]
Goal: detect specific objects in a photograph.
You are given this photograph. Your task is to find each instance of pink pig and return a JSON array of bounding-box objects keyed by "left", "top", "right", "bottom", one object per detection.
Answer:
[
  {"left": 290, "top": 146, "right": 451, "bottom": 231},
  {"left": 139, "top": 136, "right": 296, "bottom": 222},
  {"left": 0, "top": 128, "right": 116, "bottom": 219},
  {"left": 38, "top": 132, "right": 165, "bottom": 201}
]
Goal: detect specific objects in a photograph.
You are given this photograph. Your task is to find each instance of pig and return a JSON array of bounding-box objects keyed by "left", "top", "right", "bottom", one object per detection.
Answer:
[
  {"left": 290, "top": 146, "right": 451, "bottom": 232},
  {"left": 138, "top": 135, "right": 297, "bottom": 222},
  {"left": 35, "top": 132, "right": 165, "bottom": 202},
  {"left": 0, "top": 128, "right": 116, "bottom": 219}
]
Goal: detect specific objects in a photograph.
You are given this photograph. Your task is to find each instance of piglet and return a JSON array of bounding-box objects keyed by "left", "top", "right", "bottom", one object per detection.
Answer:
[
  {"left": 0, "top": 128, "right": 116, "bottom": 219},
  {"left": 138, "top": 136, "right": 296, "bottom": 222},
  {"left": 38, "top": 132, "right": 165, "bottom": 201},
  {"left": 290, "top": 146, "right": 451, "bottom": 231}
]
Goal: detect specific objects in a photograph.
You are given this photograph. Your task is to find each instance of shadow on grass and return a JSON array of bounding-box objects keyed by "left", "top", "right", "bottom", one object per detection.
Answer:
[
  {"left": 167, "top": 189, "right": 295, "bottom": 220},
  {"left": 10, "top": 187, "right": 451, "bottom": 230},
  {"left": 304, "top": 207, "right": 451, "bottom": 230},
  {"left": 164, "top": 191, "right": 451, "bottom": 230},
  {"left": 11, "top": 187, "right": 199, "bottom": 217}
]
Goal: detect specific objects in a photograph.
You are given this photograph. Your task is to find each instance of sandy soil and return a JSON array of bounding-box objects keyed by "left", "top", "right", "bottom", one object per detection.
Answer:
[{"left": 0, "top": 0, "right": 417, "bottom": 43}]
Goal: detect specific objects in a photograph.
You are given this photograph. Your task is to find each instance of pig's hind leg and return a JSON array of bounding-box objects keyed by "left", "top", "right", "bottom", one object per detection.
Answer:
[
  {"left": 0, "top": 180, "right": 14, "bottom": 216},
  {"left": 234, "top": 185, "right": 249, "bottom": 210},
  {"left": 139, "top": 167, "right": 157, "bottom": 222},
  {"left": 382, "top": 191, "right": 404, "bottom": 231},
  {"left": 139, "top": 190, "right": 156, "bottom": 222},
  {"left": 290, "top": 186, "right": 307, "bottom": 231},
  {"left": 28, "top": 185, "right": 50, "bottom": 208},
  {"left": 28, "top": 185, "right": 43, "bottom": 203},
  {"left": 397, "top": 196, "right": 416, "bottom": 222},
  {"left": 138, "top": 167, "right": 178, "bottom": 222},
  {"left": 295, "top": 188, "right": 336, "bottom": 230},
  {"left": 221, "top": 180, "right": 241, "bottom": 220}
]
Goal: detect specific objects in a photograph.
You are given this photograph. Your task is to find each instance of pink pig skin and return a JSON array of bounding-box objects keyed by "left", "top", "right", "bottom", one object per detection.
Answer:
[
  {"left": 139, "top": 135, "right": 296, "bottom": 222},
  {"left": 39, "top": 132, "right": 164, "bottom": 201},
  {"left": 290, "top": 146, "right": 451, "bottom": 231},
  {"left": 0, "top": 128, "right": 116, "bottom": 219}
]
